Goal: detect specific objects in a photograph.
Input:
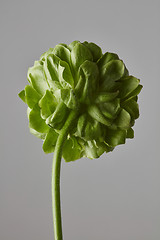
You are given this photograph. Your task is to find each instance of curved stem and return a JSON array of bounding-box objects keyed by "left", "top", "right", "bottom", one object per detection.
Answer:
[{"left": 52, "top": 110, "right": 78, "bottom": 240}]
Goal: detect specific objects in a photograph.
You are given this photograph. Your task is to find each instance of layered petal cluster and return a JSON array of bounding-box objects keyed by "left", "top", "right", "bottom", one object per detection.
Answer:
[{"left": 19, "top": 41, "right": 142, "bottom": 161}]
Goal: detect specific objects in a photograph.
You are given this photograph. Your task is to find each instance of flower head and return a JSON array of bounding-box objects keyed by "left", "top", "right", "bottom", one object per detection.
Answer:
[{"left": 19, "top": 41, "right": 142, "bottom": 161}]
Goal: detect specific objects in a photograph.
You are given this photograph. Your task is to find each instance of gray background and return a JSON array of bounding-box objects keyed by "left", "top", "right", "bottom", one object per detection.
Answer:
[{"left": 0, "top": 0, "right": 159, "bottom": 239}]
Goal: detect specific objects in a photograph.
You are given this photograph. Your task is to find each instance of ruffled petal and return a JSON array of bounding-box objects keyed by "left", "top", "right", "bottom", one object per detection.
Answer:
[
  {"left": 39, "top": 90, "right": 58, "bottom": 119},
  {"left": 71, "top": 42, "right": 93, "bottom": 79},
  {"left": 25, "top": 85, "right": 41, "bottom": 109},
  {"left": 63, "top": 136, "right": 83, "bottom": 162},
  {"left": 83, "top": 41, "right": 102, "bottom": 62},
  {"left": 99, "top": 60, "right": 125, "bottom": 91},
  {"left": 43, "top": 128, "right": 58, "bottom": 153},
  {"left": 29, "top": 106, "right": 49, "bottom": 133},
  {"left": 75, "top": 60, "right": 99, "bottom": 104},
  {"left": 53, "top": 44, "right": 70, "bottom": 64}
]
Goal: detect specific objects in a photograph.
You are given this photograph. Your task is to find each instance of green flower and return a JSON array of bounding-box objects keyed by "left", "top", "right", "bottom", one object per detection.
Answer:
[{"left": 19, "top": 40, "right": 142, "bottom": 161}]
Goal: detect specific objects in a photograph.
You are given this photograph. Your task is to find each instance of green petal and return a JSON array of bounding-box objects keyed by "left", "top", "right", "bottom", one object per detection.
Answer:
[
  {"left": 58, "top": 43, "right": 70, "bottom": 49},
  {"left": 68, "top": 40, "right": 80, "bottom": 51},
  {"left": 43, "top": 128, "right": 58, "bottom": 153},
  {"left": 27, "top": 107, "right": 31, "bottom": 119},
  {"left": 63, "top": 136, "right": 83, "bottom": 162},
  {"left": 25, "top": 85, "right": 41, "bottom": 109},
  {"left": 126, "top": 128, "right": 134, "bottom": 139},
  {"left": 40, "top": 48, "right": 54, "bottom": 61},
  {"left": 44, "top": 54, "right": 62, "bottom": 90},
  {"left": 39, "top": 90, "right": 58, "bottom": 119},
  {"left": 58, "top": 60, "right": 74, "bottom": 88},
  {"left": 84, "top": 140, "right": 110, "bottom": 159},
  {"left": 123, "top": 65, "right": 129, "bottom": 77},
  {"left": 122, "top": 84, "right": 143, "bottom": 103},
  {"left": 122, "top": 99, "right": 139, "bottom": 120},
  {"left": 105, "top": 128, "right": 126, "bottom": 147},
  {"left": 71, "top": 42, "right": 93, "bottom": 74},
  {"left": 29, "top": 106, "right": 50, "bottom": 133},
  {"left": 99, "top": 60, "right": 125, "bottom": 91},
  {"left": 99, "top": 98, "right": 120, "bottom": 119},
  {"left": 75, "top": 60, "right": 99, "bottom": 103},
  {"left": 34, "top": 60, "right": 44, "bottom": 67},
  {"left": 76, "top": 114, "right": 103, "bottom": 141},
  {"left": 46, "top": 101, "right": 68, "bottom": 129},
  {"left": 83, "top": 41, "right": 102, "bottom": 62},
  {"left": 95, "top": 91, "right": 119, "bottom": 103},
  {"left": 97, "top": 52, "right": 119, "bottom": 69},
  {"left": 27, "top": 65, "right": 49, "bottom": 95},
  {"left": 30, "top": 128, "right": 46, "bottom": 139},
  {"left": 53, "top": 44, "right": 70, "bottom": 64},
  {"left": 114, "top": 108, "right": 131, "bottom": 129},
  {"left": 118, "top": 76, "right": 140, "bottom": 99},
  {"left": 18, "top": 90, "right": 26, "bottom": 103},
  {"left": 60, "top": 89, "right": 78, "bottom": 109},
  {"left": 88, "top": 104, "right": 112, "bottom": 126}
]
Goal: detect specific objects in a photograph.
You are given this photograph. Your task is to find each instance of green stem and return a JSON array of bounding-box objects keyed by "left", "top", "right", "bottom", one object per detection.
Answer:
[{"left": 52, "top": 110, "right": 78, "bottom": 240}]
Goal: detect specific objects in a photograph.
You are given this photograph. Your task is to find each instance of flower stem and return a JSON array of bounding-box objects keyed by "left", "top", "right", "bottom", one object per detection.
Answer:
[{"left": 52, "top": 110, "right": 78, "bottom": 240}]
